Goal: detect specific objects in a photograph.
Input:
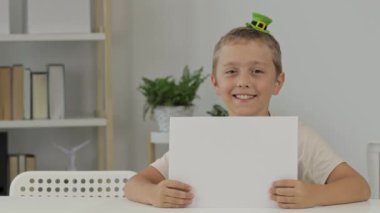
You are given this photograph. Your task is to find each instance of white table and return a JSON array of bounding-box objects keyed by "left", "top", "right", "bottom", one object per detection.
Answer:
[{"left": 0, "top": 197, "right": 379, "bottom": 213}]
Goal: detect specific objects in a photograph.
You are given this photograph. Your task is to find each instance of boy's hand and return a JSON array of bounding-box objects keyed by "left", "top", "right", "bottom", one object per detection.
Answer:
[
  {"left": 270, "top": 179, "right": 319, "bottom": 209},
  {"left": 151, "top": 179, "right": 193, "bottom": 208}
]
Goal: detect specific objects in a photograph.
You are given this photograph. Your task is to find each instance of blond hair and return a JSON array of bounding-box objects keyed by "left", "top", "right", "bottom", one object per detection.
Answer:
[{"left": 212, "top": 27, "right": 282, "bottom": 76}]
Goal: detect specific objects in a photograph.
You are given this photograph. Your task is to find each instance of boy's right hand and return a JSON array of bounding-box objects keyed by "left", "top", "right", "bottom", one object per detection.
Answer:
[{"left": 151, "top": 179, "right": 193, "bottom": 208}]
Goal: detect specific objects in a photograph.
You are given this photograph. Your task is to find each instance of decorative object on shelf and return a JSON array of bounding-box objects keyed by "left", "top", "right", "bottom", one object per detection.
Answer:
[
  {"left": 0, "top": 0, "right": 10, "bottom": 34},
  {"left": 53, "top": 140, "right": 90, "bottom": 171},
  {"left": 24, "top": 68, "right": 31, "bottom": 120},
  {"left": 47, "top": 64, "right": 65, "bottom": 119},
  {"left": 31, "top": 72, "right": 48, "bottom": 119},
  {"left": 139, "top": 66, "right": 208, "bottom": 132},
  {"left": 0, "top": 132, "right": 8, "bottom": 195},
  {"left": 12, "top": 65, "right": 25, "bottom": 120},
  {"left": 8, "top": 153, "right": 36, "bottom": 188},
  {"left": 0, "top": 63, "right": 66, "bottom": 121},
  {"left": 0, "top": 66, "right": 12, "bottom": 120},
  {"left": 26, "top": 0, "right": 91, "bottom": 34},
  {"left": 207, "top": 104, "right": 228, "bottom": 117}
]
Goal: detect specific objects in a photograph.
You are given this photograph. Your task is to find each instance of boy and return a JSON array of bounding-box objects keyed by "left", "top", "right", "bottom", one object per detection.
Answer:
[{"left": 125, "top": 13, "right": 370, "bottom": 208}]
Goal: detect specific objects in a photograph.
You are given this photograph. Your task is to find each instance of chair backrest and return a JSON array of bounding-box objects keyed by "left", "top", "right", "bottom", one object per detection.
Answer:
[
  {"left": 367, "top": 142, "right": 380, "bottom": 199},
  {"left": 9, "top": 170, "right": 136, "bottom": 198}
]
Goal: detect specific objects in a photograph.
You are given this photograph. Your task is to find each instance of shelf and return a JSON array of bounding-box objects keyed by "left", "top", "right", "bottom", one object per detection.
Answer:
[
  {"left": 0, "top": 33, "right": 105, "bottom": 42},
  {"left": 0, "top": 118, "right": 107, "bottom": 129}
]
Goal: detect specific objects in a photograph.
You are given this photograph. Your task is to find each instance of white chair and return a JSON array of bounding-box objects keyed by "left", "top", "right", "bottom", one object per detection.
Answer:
[
  {"left": 367, "top": 142, "right": 380, "bottom": 199},
  {"left": 9, "top": 170, "right": 136, "bottom": 198}
]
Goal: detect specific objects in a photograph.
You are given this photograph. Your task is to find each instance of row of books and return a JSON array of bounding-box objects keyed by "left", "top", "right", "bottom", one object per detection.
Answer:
[
  {"left": 0, "top": 0, "right": 91, "bottom": 34},
  {"left": 0, "top": 132, "right": 36, "bottom": 195},
  {"left": 0, "top": 64, "right": 65, "bottom": 120}
]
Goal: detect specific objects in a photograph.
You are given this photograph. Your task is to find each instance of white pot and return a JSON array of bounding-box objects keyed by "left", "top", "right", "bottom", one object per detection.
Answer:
[{"left": 153, "top": 106, "right": 194, "bottom": 132}]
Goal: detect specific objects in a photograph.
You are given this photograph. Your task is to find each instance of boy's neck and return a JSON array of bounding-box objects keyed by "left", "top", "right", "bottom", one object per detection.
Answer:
[{"left": 229, "top": 111, "right": 271, "bottom": 116}]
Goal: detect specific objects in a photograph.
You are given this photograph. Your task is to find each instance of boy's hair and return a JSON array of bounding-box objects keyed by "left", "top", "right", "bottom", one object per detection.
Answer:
[{"left": 212, "top": 27, "right": 282, "bottom": 76}]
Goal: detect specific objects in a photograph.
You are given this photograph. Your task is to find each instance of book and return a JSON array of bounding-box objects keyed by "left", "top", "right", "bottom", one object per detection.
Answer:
[
  {"left": 48, "top": 64, "right": 65, "bottom": 119},
  {"left": 0, "top": 67, "right": 12, "bottom": 120},
  {"left": 31, "top": 72, "right": 48, "bottom": 119},
  {"left": 0, "top": 132, "right": 8, "bottom": 195},
  {"left": 12, "top": 65, "right": 25, "bottom": 120},
  {"left": 8, "top": 155, "right": 17, "bottom": 187},
  {"left": 0, "top": 0, "right": 10, "bottom": 34},
  {"left": 8, "top": 154, "right": 36, "bottom": 187},
  {"left": 26, "top": 0, "right": 91, "bottom": 34},
  {"left": 24, "top": 68, "right": 31, "bottom": 120}
]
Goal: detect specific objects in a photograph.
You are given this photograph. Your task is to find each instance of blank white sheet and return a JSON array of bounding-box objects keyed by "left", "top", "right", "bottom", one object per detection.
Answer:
[{"left": 169, "top": 116, "right": 298, "bottom": 208}]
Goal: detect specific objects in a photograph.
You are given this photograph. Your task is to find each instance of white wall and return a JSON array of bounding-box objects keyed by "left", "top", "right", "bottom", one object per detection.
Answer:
[{"left": 111, "top": 0, "right": 380, "bottom": 180}]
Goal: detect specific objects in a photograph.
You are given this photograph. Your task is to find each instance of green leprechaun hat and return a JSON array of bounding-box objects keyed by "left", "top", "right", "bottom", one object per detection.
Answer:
[{"left": 246, "top": 12, "right": 272, "bottom": 33}]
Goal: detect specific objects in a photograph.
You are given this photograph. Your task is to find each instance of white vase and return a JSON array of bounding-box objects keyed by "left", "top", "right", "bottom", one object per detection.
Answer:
[{"left": 153, "top": 106, "right": 194, "bottom": 132}]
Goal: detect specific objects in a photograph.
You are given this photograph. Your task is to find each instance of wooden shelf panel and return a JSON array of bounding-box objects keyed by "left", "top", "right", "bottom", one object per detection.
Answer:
[
  {"left": 0, "top": 118, "right": 107, "bottom": 129},
  {"left": 0, "top": 33, "right": 105, "bottom": 42}
]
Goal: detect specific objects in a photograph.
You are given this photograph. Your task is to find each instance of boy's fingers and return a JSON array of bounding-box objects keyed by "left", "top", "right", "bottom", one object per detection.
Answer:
[
  {"left": 162, "top": 203, "right": 184, "bottom": 208},
  {"left": 165, "top": 188, "right": 193, "bottom": 199},
  {"left": 274, "top": 187, "right": 294, "bottom": 196},
  {"left": 166, "top": 180, "right": 191, "bottom": 191},
  {"left": 164, "top": 196, "right": 192, "bottom": 206},
  {"left": 273, "top": 179, "right": 296, "bottom": 188},
  {"left": 274, "top": 195, "right": 296, "bottom": 204},
  {"left": 278, "top": 203, "right": 297, "bottom": 209}
]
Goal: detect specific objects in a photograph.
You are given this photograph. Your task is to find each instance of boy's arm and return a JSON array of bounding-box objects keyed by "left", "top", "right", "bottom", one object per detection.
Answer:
[
  {"left": 270, "top": 162, "right": 371, "bottom": 209},
  {"left": 124, "top": 166, "right": 193, "bottom": 208}
]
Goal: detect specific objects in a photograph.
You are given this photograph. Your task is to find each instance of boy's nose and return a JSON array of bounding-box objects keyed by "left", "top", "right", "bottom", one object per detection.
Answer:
[
  {"left": 237, "top": 82, "right": 249, "bottom": 88},
  {"left": 236, "top": 76, "right": 250, "bottom": 88}
]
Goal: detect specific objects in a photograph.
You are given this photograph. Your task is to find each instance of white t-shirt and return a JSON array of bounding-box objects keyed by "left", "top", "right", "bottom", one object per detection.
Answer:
[{"left": 151, "top": 122, "right": 343, "bottom": 184}]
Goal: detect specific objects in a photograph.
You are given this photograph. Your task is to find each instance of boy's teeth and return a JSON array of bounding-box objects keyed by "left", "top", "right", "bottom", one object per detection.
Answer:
[{"left": 236, "top": 94, "right": 254, "bottom": 100}]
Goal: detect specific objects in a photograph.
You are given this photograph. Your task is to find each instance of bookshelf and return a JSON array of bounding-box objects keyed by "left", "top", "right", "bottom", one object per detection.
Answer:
[
  {"left": 0, "top": 118, "right": 107, "bottom": 129},
  {"left": 0, "top": 0, "right": 113, "bottom": 170},
  {"left": 0, "top": 33, "right": 105, "bottom": 42}
]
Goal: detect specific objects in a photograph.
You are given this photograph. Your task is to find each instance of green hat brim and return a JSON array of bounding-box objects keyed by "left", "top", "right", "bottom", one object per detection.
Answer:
[{"left": 246, "top": 22, "right": 270, "bottom": 34}]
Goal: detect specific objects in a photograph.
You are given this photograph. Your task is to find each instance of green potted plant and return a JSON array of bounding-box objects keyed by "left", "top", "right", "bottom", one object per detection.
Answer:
[
  {"left": 139, "top": 66, "right": 208, "bottom": 132},
  {"left": 207, "top": 104, "right": 228, "bottom": 116}
]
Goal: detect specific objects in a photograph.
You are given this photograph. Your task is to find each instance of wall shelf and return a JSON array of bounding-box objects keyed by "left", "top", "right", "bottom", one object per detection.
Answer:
[
  {"left": 0, "top": 118, "right": 107, "bottom": 129},
  {"left": 0, "top": 33, "right": 105, "bottom": 42}
]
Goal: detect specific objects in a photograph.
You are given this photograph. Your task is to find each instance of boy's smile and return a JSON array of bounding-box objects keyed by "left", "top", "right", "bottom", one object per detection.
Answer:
[{"left": 211, "top": 40, "right": 284, "bottom": 116}]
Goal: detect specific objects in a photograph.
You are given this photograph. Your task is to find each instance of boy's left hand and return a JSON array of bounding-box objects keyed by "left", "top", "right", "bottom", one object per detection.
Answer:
[{"left": 270, "top": 179, "right": 319, "bottom": 209}]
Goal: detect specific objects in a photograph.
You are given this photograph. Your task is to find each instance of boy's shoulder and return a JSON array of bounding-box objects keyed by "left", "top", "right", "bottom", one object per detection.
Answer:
[
  {"left": 298, "top": 121, "right": 314, "bottom": 135},
  {"left": 297, "top": 120, "right": 329, "bottom": 149}
]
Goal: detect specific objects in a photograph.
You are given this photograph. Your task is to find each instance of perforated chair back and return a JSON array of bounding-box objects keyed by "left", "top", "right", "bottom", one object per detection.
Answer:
[
  {"left": 9, "top": 170, "right": 136, "bottom": 198},
  {"left": 367, "top": 142, "right": 380, "bottom": 199}
]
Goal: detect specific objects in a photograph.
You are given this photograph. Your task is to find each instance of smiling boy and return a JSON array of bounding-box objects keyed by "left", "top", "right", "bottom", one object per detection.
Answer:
[{"left": 125, "top": 13, "right": 370, "bottom": 208}]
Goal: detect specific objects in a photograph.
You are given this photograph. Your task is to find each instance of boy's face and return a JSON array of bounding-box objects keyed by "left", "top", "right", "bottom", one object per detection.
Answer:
[{"left": 211, "top": 40, "right": 284, "bottom": 116}]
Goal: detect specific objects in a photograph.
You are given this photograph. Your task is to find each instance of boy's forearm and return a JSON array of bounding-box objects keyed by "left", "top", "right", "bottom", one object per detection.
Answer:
[
  {"left": 125, "top": 175, "right": 156, "bottom": 205},
  {"left": 314, "top": 176, "right": 371, "bottom": 206}
]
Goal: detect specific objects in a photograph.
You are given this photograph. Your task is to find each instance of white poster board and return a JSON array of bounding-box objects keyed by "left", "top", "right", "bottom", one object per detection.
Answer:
[
  {"left": 169, "top": 117, "right": 298, "bottom": 208},
  {"left": 0, "top": 0, "right": 10, "bottom": 34},
  {"left": 26, "top": 0, "right": 91, "bottom": 33}
]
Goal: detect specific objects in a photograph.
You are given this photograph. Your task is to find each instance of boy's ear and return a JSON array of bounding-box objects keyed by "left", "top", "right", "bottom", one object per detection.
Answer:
[
  {"left": 211, "top": 74, "right": 220, "bottom": 96},
  {"left": 273, "top": 72, "right": 285, "bottom": 95}
]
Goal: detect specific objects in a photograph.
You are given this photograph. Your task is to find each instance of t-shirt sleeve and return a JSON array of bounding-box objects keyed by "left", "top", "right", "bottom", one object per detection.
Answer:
[
  {"left": 150, "top": 152, "right": 169, "bottom": 179},
  {"left": 298, "top": 124, "right": 344, "bottom": 184}
]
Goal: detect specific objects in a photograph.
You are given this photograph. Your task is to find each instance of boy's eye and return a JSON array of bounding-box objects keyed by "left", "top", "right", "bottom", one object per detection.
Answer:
[
  {"left": 225, "top": 70, "right": 236, "bottom": 74},
  {"left": 253, "top": 69, "right": 264, "bottom": 74}
]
